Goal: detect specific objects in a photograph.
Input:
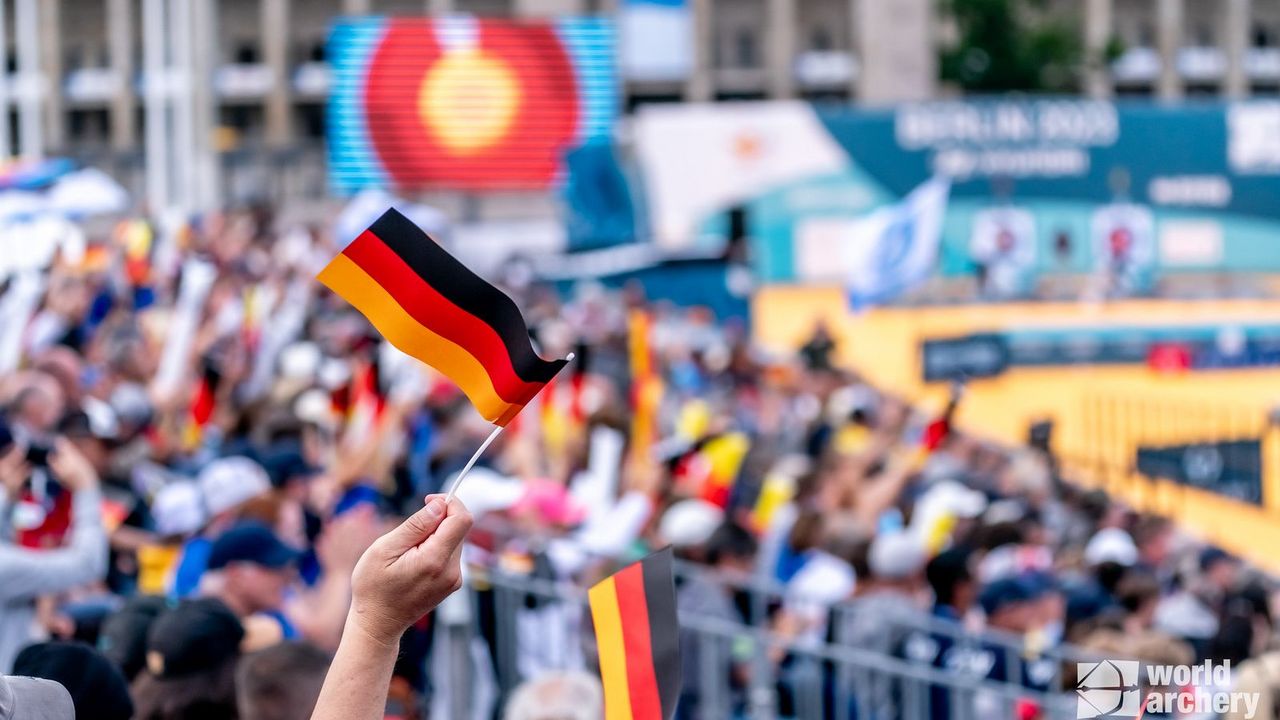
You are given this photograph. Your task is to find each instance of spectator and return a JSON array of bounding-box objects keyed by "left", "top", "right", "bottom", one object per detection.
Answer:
[
  {"left": 675, "top": 520, "right": 758, "bottom": 720},
  {"left": 503, "top": 671, "right": 603, "bottom": 720},
  {"left": 131, "top": 598, "right": 245, "bottom": 720},
  {"left": 199, "top": 521, "right": 300, "bottom": 638},
  {"left": 96, "top": 594, "right": 170, "bottom": 682},
  {"left": 236, "top": 641, "right": 331, "bottom": 720},
  {"left": 12, "top": 642, "right": 132, "bottom": 720},
  {"left": 0, "top": 440, "right": 107, "bottom": 671},
  {"left": 171, "top": 457, "right": 273, "bottom": 598}
]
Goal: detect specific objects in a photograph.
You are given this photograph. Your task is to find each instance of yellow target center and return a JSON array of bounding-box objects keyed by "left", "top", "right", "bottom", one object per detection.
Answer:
[{"left": 418, "top": 49, "right": 521, "bottom": 155}]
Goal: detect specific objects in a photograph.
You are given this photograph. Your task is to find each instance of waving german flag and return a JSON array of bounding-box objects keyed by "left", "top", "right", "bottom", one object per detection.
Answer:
[
  {"left": 318, "top": 208, "right": 568, "bottom": 426},
  {"left": 589, "top": 547, "right": 681, "bottom": 720}
]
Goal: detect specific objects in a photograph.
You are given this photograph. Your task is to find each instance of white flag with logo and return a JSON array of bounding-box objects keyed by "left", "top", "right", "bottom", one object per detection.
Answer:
[{"left": 845, "top": 177, "right": 950, "bottom": 307}]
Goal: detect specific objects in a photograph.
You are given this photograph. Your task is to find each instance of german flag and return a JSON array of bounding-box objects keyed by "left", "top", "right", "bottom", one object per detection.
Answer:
[
  {"left": 318, "top": 209, "right": 568, "bottom": 426},
  {"left": 182, "top": 359, "right": 221, "bottom": 449},
  {"left": 588, "top": 547, "right": 681, "bottom": 720}
]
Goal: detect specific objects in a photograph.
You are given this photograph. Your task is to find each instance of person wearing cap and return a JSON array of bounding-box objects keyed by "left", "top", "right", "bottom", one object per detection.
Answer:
[
  {"left": 170, "top": 456, "right": 273, "bottom": 598},
  {"left": 0, "top": 439, "right": 107, "bottom": 672},
  {"left": 671, "top": 520, "right": 756, "bottom": 720},
  {"left": 831, "top": 531, "right": 927, "bottom": 720},
  {"left": 130, "top": 597, "right": 246, "bottom": 720},
  {"left": 199, "top": 520, "right": 302, "bottom": 641},
  {"left": 1154, "top": 545, "right": 1241, "bottom": 652},
  {"left": 973, "top": 574, "right": 1061, "bottom": 695}
]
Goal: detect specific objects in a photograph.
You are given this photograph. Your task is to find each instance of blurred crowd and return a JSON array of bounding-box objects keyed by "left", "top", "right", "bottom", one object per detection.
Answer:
[{"left": 0, "top": 206, "right": 1276, "bottom": 720}]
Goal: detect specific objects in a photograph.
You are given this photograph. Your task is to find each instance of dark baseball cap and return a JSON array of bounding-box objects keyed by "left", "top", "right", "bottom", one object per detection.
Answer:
[
  {"left": 1199, "top": 546, "right": 1236, "bottom": 571},
  {"left": 145, "top": 598, "right": 245, "bottom": 679},
  {"left": 207, "top": 521, "right": 301, "bottom": 571},
  {"left": 14, "top": 641, "right": 133, "bottom": 720},
  {"left": 258, "top": 443, "right": 322, "bottom": 489},
  {"left": 979, "top": 575, "right": 1046, "bottom": 616},
  {"left": 98, "top": 595, "right": 172, "bottom": 681}
]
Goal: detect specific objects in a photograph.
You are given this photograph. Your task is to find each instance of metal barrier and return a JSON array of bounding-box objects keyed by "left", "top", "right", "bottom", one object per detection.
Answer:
[{"left": 435, "top": 562, "right": 1088, "bottom": 720}]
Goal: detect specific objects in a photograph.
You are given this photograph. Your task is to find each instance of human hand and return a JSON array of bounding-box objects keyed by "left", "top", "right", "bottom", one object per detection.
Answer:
[
  {"left": 316, "top": 505, "right": 383, "bottom": 575},
  {"left": 48, "top": 438, "right": 99, "bottom": 492},
  {"left": 0, "top": 447, "right": 30, "bottom": 498},
  {"left": 348, "top": 494, "right": 472, "bottom": 647}
]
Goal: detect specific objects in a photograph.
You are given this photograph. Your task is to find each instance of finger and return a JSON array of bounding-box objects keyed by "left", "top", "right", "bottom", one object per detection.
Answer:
[
  {"left": 379, "top": 495, "right": 448, "bottom": 555},
  {"left": 420, "top": 498, "right": 473, "bottom": 557}
]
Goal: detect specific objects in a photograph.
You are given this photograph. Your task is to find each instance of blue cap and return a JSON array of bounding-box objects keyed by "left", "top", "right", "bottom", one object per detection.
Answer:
[
  {"left": 207, "top": 521, "right": 300, "bottom": 571},
  {"left": 1199, "top": 546, "right": 1235, "bottom": 571},
  {"left": 979, "top": 575, "right": 1047, "bottom": 616},
  {"left": 259, "top": 443, "right": 322, "bottom": 489}
]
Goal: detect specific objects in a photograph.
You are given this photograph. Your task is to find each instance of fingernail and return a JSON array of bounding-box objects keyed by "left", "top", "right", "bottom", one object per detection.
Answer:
[{"left": 425, "top": 498, "right": 445, "bottom": 519}]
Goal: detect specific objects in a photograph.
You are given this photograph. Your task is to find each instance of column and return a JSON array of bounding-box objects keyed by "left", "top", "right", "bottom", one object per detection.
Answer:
[
  {"left": 108, "top": 0, "right": 136, "bottom": 151},
  {"left": 1083, "top": 0, "right": 1113, "bottom": 98},
  {"left": 142, "top": 0, "right": 171, "bottom": 212},
  {"left": 1223, "top": 0, "right": 1251, "bottom": 98},
  {"left": 343, "top": 0, "right": 373, "bottom": 13},
  {"left": 190, "top": 0, "right": 221, "bottom": 211},
  {"left": 1156, "top": 0, "right": 1183, "bottom": 100},
  {"left": 0, "top": 0, "right": 11, "bottom": 159},
  {"left": 685, "top": 0, "right": 713, "bottom": 101},
  {"left": 855, "top": 0, "right": 934, "bottom": 103},
  {"left": 766, "top": 0, "right": 796, "bottom": 98},
  {"left": 262, "top": 0, "right": 291, "bottom": 148},
  {"left": 14, "top": 0, "right": 40, "bottom": 158},
  {"left": 847, "top": 0, "right": 858, "bottom": 99},
  {"left": 37, "top": 0, "right": 62, "bottom": 152}
]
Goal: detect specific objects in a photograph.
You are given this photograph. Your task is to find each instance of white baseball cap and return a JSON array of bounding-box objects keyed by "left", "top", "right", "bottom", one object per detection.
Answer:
[
  {"left": 1083, "top": 527, "right": 1139, "bottom": 567},
  {"left": 198, "top": 456, "right": 271, "bottom": 516},
  {"left": 151, "top": 481, "right": 207, "bottom": 537},
  {"left": 658, "top": 500, "right": 725, "bottom": 549},
  {"left": 868, "top": 531, "right": 927, "bottom": 580}
]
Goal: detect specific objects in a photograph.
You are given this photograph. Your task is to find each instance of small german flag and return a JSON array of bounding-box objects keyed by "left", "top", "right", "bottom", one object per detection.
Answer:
[
  {"left": 182, "top": 359, "right": 221, "bottom": 449},
  {"left": 318, "top": 209, "right": 568, "bottom": 426},
  {"left": 589, "top": 547, "right": 681, "bottom": 720}
]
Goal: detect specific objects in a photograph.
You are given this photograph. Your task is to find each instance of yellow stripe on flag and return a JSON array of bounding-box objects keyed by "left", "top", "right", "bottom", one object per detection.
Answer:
[
  {"left": 318, "top": 254, "right": 517, "bottom": 423},
  {"left": 588, "top": 577, "right": 634, "bottom": 720}
]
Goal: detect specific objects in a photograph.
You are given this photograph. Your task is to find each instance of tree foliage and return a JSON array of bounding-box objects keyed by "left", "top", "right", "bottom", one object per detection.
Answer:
[{"left": 940, "top": 0, "right": 1084, "bottom": 93}]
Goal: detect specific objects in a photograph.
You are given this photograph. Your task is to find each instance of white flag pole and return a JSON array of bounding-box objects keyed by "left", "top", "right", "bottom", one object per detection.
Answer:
[{"left": 443, "top": 351, "right": 575, "bottom": 503}]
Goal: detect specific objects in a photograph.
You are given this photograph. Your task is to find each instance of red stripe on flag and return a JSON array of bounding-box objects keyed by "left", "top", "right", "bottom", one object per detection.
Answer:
[
  {"left": 342, "top": 232, "right": 548, "bottom": 405},
  {"left": 613, "top": 563, "right": 662, "bottom": 720}
]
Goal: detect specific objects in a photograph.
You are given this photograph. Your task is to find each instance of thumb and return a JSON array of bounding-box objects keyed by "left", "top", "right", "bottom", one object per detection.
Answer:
[{"left": 379, "top": 496, "right": 447, "bottom": 555}]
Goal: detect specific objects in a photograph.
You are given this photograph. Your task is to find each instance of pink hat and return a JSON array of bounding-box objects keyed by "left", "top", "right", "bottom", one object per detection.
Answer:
[{"left": 512, "top": 479, "right": 587, "bottom": 527}]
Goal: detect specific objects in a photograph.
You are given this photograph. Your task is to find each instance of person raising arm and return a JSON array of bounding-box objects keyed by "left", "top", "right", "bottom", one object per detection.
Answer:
[{"left": 311, "top": 494, "right": 473, "bottom": 720}]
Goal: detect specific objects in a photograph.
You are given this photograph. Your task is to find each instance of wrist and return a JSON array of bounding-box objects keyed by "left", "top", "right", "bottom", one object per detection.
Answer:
[{"left": 346, "top": 602, "right": 406, "bottom": 651}]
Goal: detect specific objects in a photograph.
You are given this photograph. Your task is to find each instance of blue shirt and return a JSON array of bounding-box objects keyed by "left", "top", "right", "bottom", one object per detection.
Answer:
[{"left": 171, "top": 536, "right": 212, "bottom": 598}]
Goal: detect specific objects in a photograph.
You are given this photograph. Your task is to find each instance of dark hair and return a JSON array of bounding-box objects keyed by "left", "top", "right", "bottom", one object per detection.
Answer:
[
  {"left": 705, "top": 521, "right": 758, "bottom": 566},
  {"left": 974, "top": 522, "right": 1024, "bottom": 551},
  {"left": 926, "top": 548, "right": 973, "bottom": 608},
  {"left": 235, "top": 642, "right": 332, "bottom": 720},
  {"left": 1115, "top": 571, "right": 1161, "bottom": 614},
  {"left": 1208, "top": 604, "right": 1255, "bottom": 666},
  {"left": 1094, "top": 561, "right": 1129, "bottom": 595},
  {"left": 14, "top": 641, "right": 133, "bottom": 720},
  {"left": 131, "top": 656, "right": 239, "bottom": 720}
]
